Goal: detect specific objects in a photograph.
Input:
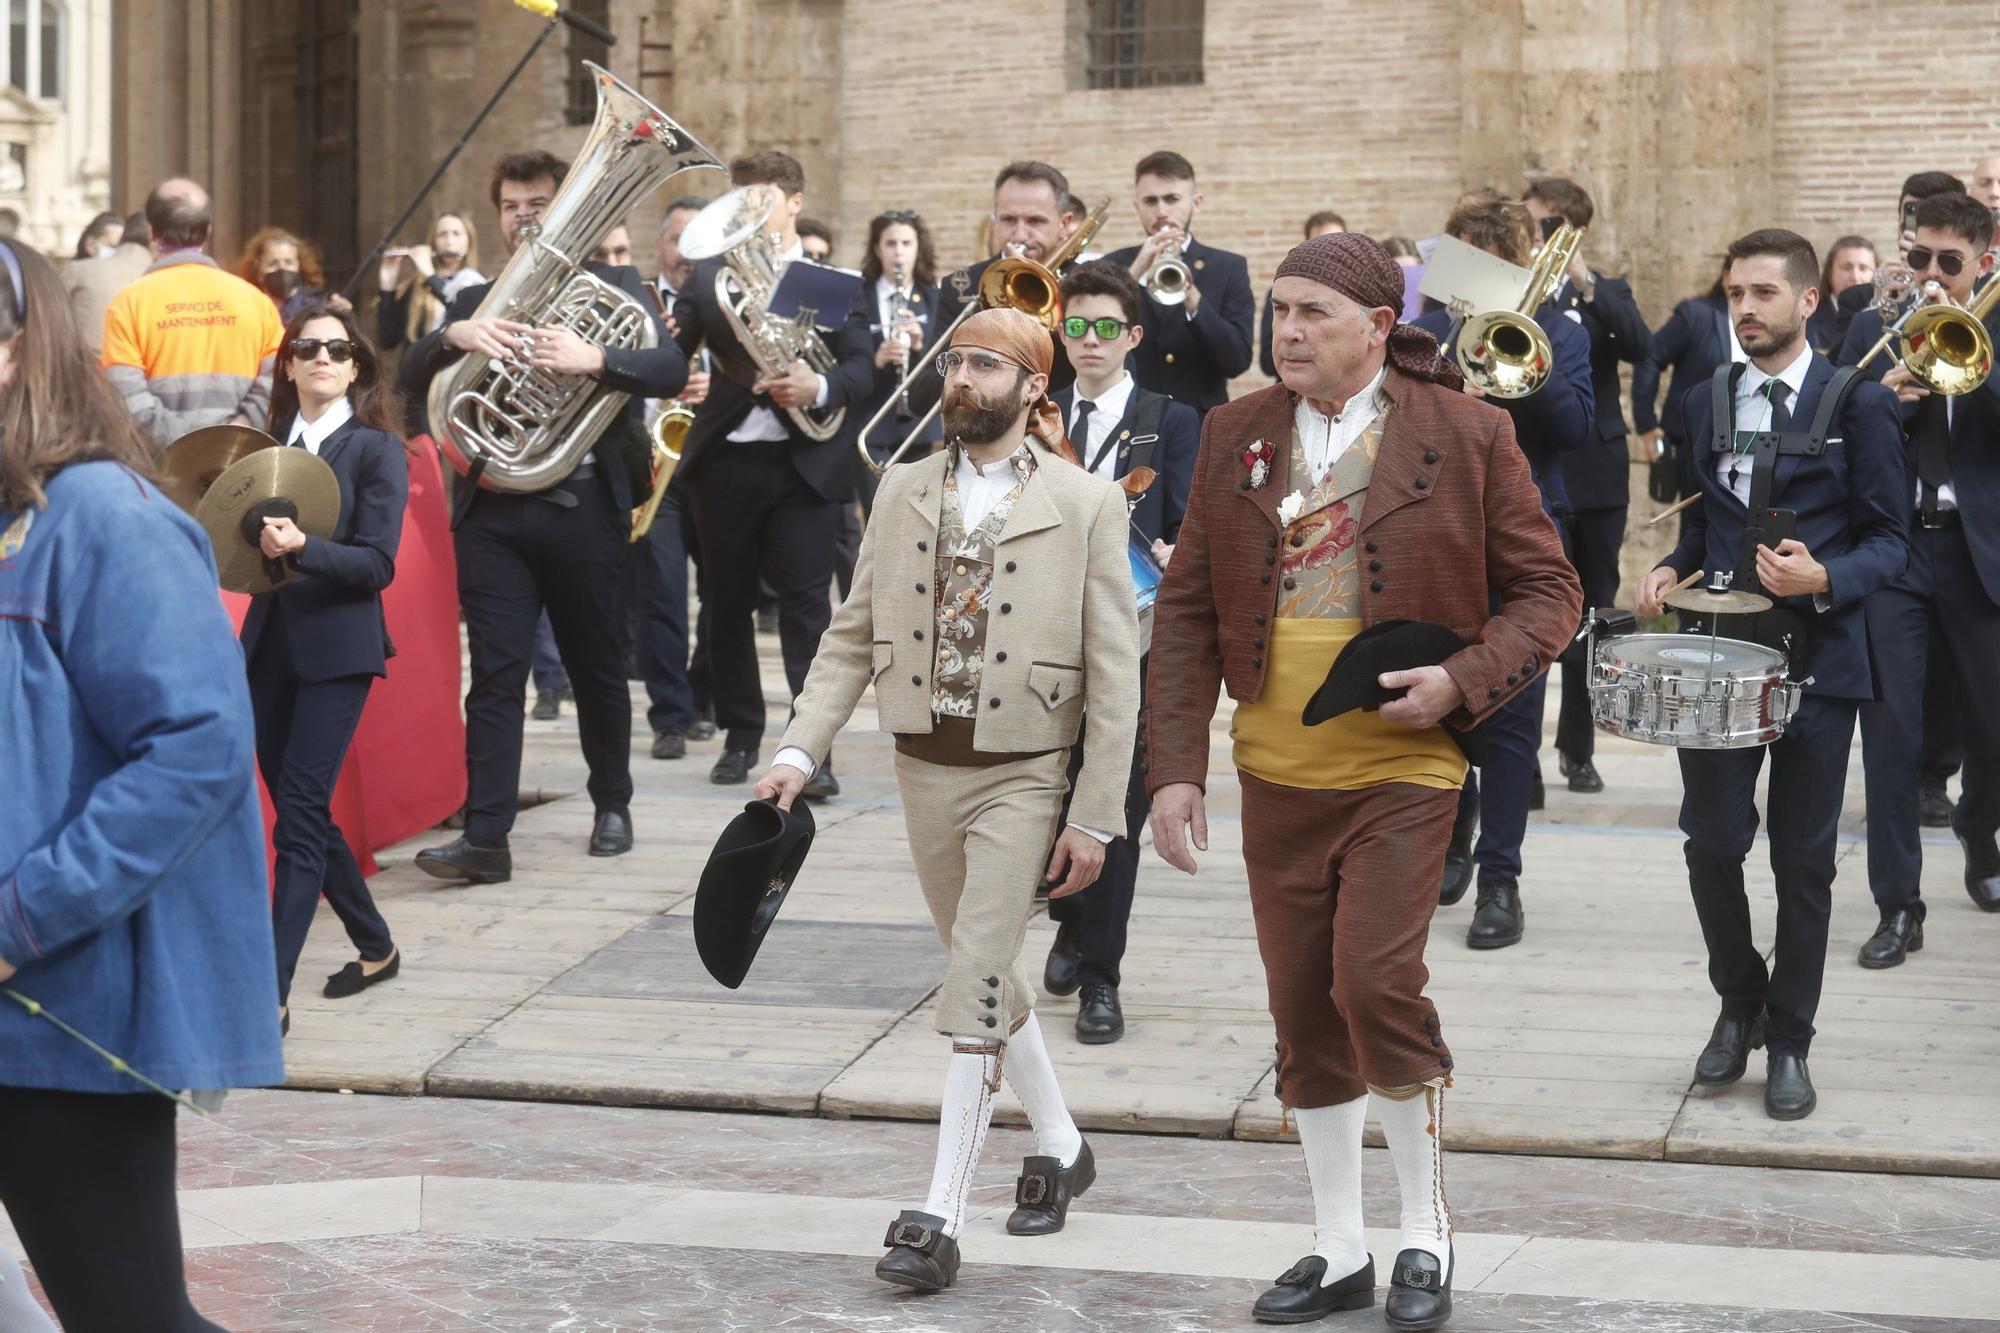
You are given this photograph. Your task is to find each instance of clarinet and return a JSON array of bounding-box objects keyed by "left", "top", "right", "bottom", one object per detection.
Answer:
[{"left": 890, "top": 262, "right": 916, "bottom": 422}]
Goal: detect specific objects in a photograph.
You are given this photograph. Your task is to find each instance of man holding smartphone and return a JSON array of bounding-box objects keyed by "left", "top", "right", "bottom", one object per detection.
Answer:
[{"left": 1635, "top": 228, "right": 1908, "bottom": 1122}]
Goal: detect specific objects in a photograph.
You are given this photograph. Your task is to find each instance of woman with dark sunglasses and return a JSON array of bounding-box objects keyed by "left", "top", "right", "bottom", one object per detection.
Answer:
[{"left": 240, "top": 301, "right": 410, "bottom": 1035}]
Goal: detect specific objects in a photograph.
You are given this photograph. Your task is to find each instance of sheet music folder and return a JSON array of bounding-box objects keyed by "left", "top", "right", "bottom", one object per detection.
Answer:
[{"left": 768, "top": 261, "right": 865, "bottom": 330}]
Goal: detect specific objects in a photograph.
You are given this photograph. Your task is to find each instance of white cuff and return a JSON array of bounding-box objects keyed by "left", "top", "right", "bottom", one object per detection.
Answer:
[
  {"left": 811, "top": 374, "right": 830, "bottom": 409},
  {"left": 1812, "top": 591, "right": 1831, "bottom": 614},
  {"left": 773, "top": 746, "right": 817, "bottom": 780},
  {"left": 1069, "top": 823, "right": 1114, "bottom": 844}
]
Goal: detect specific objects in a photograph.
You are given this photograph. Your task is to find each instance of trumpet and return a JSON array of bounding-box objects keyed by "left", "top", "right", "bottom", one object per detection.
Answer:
[
  {"left": 1446, "top": 222, "right": 1583, "bottom": 399},
  {"left": 630, "top": 399, "right": 692, "bottom": 542},
  {"left": 1143, "top": 228, "right": 1192, "bottom": 305},
  {"left": 889, "top": 261, "right": 917, "bottom": 421},
  {"left": 1855, "top": 276, "right": 1996, "bottom": 396},
  {"left": 855, "top": 197, "right": 1112, "bottom": 477}
]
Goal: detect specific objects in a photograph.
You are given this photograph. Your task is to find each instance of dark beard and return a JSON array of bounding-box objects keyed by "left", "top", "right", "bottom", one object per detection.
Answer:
[
  {"left": 941, "top": 376, "right": 1025, "bottom": 445},
  {"left": 1737, "top": 314, "right": 1801, "bottom": 358}
]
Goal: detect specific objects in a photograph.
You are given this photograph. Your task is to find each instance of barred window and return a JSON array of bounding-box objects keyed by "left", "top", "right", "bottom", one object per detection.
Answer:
[
  {"left": 563, "top": 0, "right": 613, "bottom": 125},
  {"left": 1080, "top": 0, "right": 1204, "bottom": 91}
]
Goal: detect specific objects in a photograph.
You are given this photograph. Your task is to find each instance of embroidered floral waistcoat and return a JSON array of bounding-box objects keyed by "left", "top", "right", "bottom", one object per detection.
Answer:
[
  {"left": 930, "top": 445, "right": 1034, "bottom": 718},
  {"left": 1276, "top": 404, "right": 1390, "bottom": 619}
]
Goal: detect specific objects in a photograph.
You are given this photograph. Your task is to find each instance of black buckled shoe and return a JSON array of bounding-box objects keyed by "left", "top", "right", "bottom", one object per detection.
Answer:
[
  {"left": 802, "top": 762, "right": 841, "bottom": 802},
  {"left": 414, "top": 835, "right": 512, "bottom": 884},
  {"left": 1043, "top": 921, "right": 1083, "bottom": 997},
  {"left": 1956, "top": 824, "right": 2000, "bottom": 912},
  {"left": 874, "top": 1210, "right": 960, "bottom": 1292},
  {"left": 1765, "top": 1051, "right": 1817, "bottom": 1120},
  {"left": 1384, "top": 1246, "right": 1452, "bottom": 1331},
  {"left": 1439, "top": 822, "right": 1476, "bottom": 907},
  {"left": 1558, "top": 751, "right": 1604, "bottom": 793},
  {"left": 323, "top": 950, "right": 399, "bottom": 999},
  {"left": 1857, "top": 908, "right": 1923, "bottom": 969},
  {"left": 1465, "top": 880, "right": 1522, "bottom": 949},
  {"left": 1075, "top": 984, "right": 1124, "bottom": 1044},
  {"left": 651, "top": 730, "right": 686, "bottom": 760},
  {"left": 1919, "top": 781, "right": 1955, "bottom": 829},
  {"left": 1251, "top": 1254, "right": 1375, "bottom": 1323},
  {"left": 710, "top": 749, "right": 756, "bottom": 785},
  {"left": 1006, "top": 1137, "right": 1096, "bottom": 1236},
  {"left": 589, "top": 808, "right": 633, "bottom": 857},
  {"left": 1693, "top": 1010, "right": 1765, "bottom": 1085}
]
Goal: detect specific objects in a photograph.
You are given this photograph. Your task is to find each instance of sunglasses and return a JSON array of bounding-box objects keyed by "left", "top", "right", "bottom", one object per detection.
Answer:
[
  {"left": 1906, "top": 246, "right": 1967, "bottom": 276},
  {"left": 290, "top": 338, "right": 356, "bottom": 363},
  {"left": 880, "top": 209, "right": 920, "bottom": 224},
  {"left": 1061, "top": 316, "right": 1130, "bottom": 340}
]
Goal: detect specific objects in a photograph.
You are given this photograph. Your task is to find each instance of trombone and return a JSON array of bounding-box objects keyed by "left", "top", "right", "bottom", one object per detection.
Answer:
[
  {"left": 1443, "top": 222, "right": 1584, "bottom": 399},
  {"left": 856, "top": 197, "right": 1112, "bottom": 477},
  {"left": 1854, "top": 275, "right": 1996, "bottom": 395}
]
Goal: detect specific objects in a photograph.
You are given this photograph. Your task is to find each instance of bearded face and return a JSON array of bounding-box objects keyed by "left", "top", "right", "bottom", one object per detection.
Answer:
[{"left": 942, "top": 366, "right": 1030, "bottom": 445}]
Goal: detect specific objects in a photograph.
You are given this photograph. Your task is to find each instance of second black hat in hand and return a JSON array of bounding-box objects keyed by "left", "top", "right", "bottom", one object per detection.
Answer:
[{"left": 1301, "top": 618, "right": 1486, "bottom": 766}]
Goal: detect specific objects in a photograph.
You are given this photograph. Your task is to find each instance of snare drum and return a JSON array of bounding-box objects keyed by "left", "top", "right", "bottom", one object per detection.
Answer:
[
  {"left": 1129, "top": 534, "right": 1163, "bottom": 654},
  {"left": 1589, "top": 632, "right": 1800, "bottom": 749}
]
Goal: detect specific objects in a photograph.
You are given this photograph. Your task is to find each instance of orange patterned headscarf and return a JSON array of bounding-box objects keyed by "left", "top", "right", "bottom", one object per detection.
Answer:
[{"left": 948, "top": 307, "right": 1079, "bottom": 464}]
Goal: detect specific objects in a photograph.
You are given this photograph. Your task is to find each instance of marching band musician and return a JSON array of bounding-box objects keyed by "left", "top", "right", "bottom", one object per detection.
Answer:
[
  {"left": 1412, "top": 191, "right": 1594, "bottom": 950},
  {"left": 671, "top": 151, "right": 877, "bottom": 795},
  {"left": 1103, "top": 151, "right": 1257, "bottom": 419},
  {"left": 756, "top": 307, "right": 1140, "bottom": 1294},
  {"left": 399, "top": 150, "right": 689, "bottom": 881},
  {"left": 1635, "top": 228, "right": 1908, "bottom": 1121},
  {"left": 1841, "top": 192, "right": 2000, "bottom": 961},
  {"left": 1147, "top": 232, "right": 1580, "bottom": 1328},
  {"left": 244, "top": 303, "right": 407, "bottom": 1035},
  {"left": 848, "top": 208, "right": 945, "bottom": 518}
]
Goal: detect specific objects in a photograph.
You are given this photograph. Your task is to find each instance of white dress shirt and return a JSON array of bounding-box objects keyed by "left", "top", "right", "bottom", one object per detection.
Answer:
[
  {"left": 1718, "top": 343, "right": 1812, "bottom": 507},
  {"left": 286, "top": 396, "right": 352, "bottom": 456},
  {"left": 726, "top": 239, "right": 831, "bottom": 443},
  {"left": 1069, "top": 372, "right": 1136, "bottom": 479},
  {"left": 1293, "top": 363, "right": 1387, "bottom": 485}
]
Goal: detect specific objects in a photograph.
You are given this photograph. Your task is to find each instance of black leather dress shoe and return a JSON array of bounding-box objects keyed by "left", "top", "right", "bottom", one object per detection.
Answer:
[
  {"left": 710, "top": 749, "right": 756, "bottom": 785},
  {"left": 324, "top": 950, "right": 399, "bottom": 999},
  {"left": 689, "top": 709, "right": 718, "bottom": 742},
  {"left": 874, "top": 1210, "right": 960, "bottom": 1292},
  {"left": 1251, "top": 1254, "right": 1374, "bottom": 1323},
  {"left": 1439, "top": 822, "right": 1476, "bottom": 907},
  {"left": 1559, "top": 751, "right": 1604, "bottom": 793},
  {"left": 414, "top": 836, "right": 512, "bottom": 884},
  {"left": 1765, "top": 1051, "right": 1817, "bottom": 1120},
  {"left": 589, "top": 808, "right": 633, "bottom": 857},
  {"left": 1919, "top": 782, "right": 1955, "bottom": 829},
  {"left": 1384, "top": 1246, "right": 1452, "bottom": 1331},
  {"left": 1528, "top": 768, "right": 1545, "bottom": 811},
  {"left": 1857, "top": 908, "right": 1923, "bottom": 969},
  {"left": 1693, "top": 1010, "right": 1765, "bottom": 1085},
  {"left": 1956, "top": 826, "right": 2000, "bottom": 912},
  {"left": 1043, "top": 921, "right": 1083, "bottom": 996},
  {"left": 1075, "top": 984, "right": 1124, "bottom": 1044},
  {"left": 1466, "top": 880, "right": 1522, "bottom": 949},
  {"left": 1006, "top": 1137, "right": 1096, "bottom": 1235},
  {"left": 651, "top": 730, "right": 686, "bottom": 760},
  {"left": 802, "top": 763, "right": 841, "bottom": 802},
  {"left": 531, "top": 690, "right": 560, "bottom": 721}
]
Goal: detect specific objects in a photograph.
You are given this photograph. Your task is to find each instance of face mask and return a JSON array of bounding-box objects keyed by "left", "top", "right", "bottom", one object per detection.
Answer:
[{"left": 262, "top": 269, "right": 304, "bottom": 301}]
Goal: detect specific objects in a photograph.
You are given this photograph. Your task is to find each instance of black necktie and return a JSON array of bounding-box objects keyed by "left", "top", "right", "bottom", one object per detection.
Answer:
[
  {"left": 1766, "top": 378, "right": 1791, "bottom": 434},
  {"left": 1912, "top": 392, "right": 1951, "bottom": 510},
  {"left": 1074, "top": 400, "right": 1102, "bottom": 469}
]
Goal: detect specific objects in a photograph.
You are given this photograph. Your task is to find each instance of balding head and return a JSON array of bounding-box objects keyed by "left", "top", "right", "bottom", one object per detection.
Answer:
[{"left": 145, "top": 178, "right": 212, "bottom": 251}]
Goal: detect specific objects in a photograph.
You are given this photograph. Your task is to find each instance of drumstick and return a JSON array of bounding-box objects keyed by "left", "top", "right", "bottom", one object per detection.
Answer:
[
  {"left": 1672, "top": 568, "right": 1704, "bottom": 594},
  {"left": 1647, "top": 492, "right": 1702, "bottom": 527}
]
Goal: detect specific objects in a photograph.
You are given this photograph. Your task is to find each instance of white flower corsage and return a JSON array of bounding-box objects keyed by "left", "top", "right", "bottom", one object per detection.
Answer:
[
  {"left": 1241, "top": 438, "right": 1271, "bottom": 490},
  {"left": 1276, "top": 489, "right": 1305, "bottom": 526}
]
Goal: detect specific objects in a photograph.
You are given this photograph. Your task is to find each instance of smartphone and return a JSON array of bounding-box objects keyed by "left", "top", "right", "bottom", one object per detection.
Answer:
[
  {"left": 1900, "top": 199, "right": 1920, "bottom": 239},
  {"left": 1739, "top": 507, "right": 1798, "bottom": 590},
  {"left": 1538, "top": 214, "right": 1564, "bottom": 242}
]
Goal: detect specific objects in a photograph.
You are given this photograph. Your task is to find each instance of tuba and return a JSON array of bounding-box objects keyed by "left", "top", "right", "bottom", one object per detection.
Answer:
[
  {"left": 676, "top": 184, "right": 847, "bottom": 442},
  {"left": 1448, "top": 222, "right": 1583, "bottom": 399},
  {"left": 1855, "top": 275, "right": 1997, "bottom": 396},
  {"left": 427, "top": 63, "right": 721, "bottom": 494}
]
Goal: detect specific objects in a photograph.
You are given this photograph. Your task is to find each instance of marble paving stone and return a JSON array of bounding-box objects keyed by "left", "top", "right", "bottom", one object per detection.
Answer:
[
  {"left": 182, "top": 1240, "right": 495, "bottom": 1333},
  {"left": 178, "top": 1175, "right": 424, "bottom": 1245}
]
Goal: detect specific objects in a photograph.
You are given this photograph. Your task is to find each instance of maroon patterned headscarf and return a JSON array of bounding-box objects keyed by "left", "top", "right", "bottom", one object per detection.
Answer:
[{"left": 1273, "top": 232, "right": 1463, "bottom": 390}]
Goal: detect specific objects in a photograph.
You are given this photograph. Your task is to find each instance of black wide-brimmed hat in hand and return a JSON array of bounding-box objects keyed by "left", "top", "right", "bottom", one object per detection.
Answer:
[
  {"left": 1302, "top": 619, "right": 1487, "bottom": 766},
  {"left": 693, "top": 798, "right": 817, "bottom": 989}
]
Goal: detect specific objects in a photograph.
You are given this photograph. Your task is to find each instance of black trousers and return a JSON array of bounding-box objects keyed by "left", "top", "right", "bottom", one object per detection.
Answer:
[
  {"left": 1920, "top": 625, "right": 1963, "bottom": 786},
  {"left": 1049, "top": 655, "right": 1151, "bottom": 988},
  {"left": 687, "top": 442, "right": 841, "bottom": 753},
  {"left": 247, "top": 619, "right": 392, "bottom": 1005},
  {"left": 628, "top": 490, "right": 696, "bottom": 736},
  {"left": 456, "top": 475, "right": 633, "bottom": 845},
  {"left": 1861, "top": 524, "right": 2000, "bottom": 915},
  {"left": 1678, "top": 694, "right": 1858, "bottom": 1057},
  {"left": 0, "top": 1088, "right": 222, "bottom": 1332},
  {"left": 1555, "top": 505, "right": 1626, "bottom": 762}
]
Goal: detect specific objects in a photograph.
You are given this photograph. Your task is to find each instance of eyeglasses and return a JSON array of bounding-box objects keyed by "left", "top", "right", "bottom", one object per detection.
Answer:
[
  {"left": 1061, "top": 316, "right": 1129, "bottom": 341},
  {"left": 935, "top": 350, "right": 1021, "bottom": 379},
  {"left": 1906, "top": 246, "right": 1967, "bottom": 276},
  {"left": 290, "top": 338, "right": 356, "bottom": 363}
]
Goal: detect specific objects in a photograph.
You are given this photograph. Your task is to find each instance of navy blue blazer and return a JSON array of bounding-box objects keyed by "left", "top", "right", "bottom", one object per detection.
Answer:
[
  {"left": 1662, "top": 352, "right": 1909, "bottom": 700},
  {"left": 1051, "top": 380, "right": 1199, "bottom": 546},
  {"left": 1100, "top": 236, "right": 1255, "bottom": 417},
  {"left": 1553, "top": 273, "right": 1651, "bottom": 511},
  {"left": 841, "top": 277, "right": 946, "bottom": 474},
  {"left": 1414, "top": 300, "right": 1595, "bottom": 514},
  {"left": 1838, "top": 302, "right": 2000, "bottom": 602},
  {"left": 240, "top": 419, "right": 410, "bottom": 681},
  {"left": 1631, "top": 293, "right": 1732, "bottom": 440}
]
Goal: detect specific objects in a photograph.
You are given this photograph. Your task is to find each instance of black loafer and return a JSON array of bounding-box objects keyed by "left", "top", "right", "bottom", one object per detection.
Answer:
[
  {"left": 1075, "top": 984, "right": 1124, "bottom": 1044},
  {"left": 589, "top": 808, "right": 634, "bottom": 857},
  {"left": 1439, "top": 822, "right": 1476, "bottom": 907},
  {"left": 1857, "top": 908, "right": 1923, "bottom": 969},
  {"left": 1252, "top": 1254, "right": 1375, "bottom": 1323},
  {"left": 1466, "top": 880, "right": 1522, "bottom": 949},
  {"left": 711, "top": 749, "right": 756, "bottom": 785},
  {"left": 1384, "top": 1246, "right": 1452, "bottom": 1331},
  {"left": 1693, "top": 1010, "right": 1765, "bottom": 1085},
  {"left": 802, "top": 763, "right": 841, "bottom": 802},
  {"left": 324, "top": 950, "right": 399, "bottom": 999},
  {"left": 1043, "top": 920, "right": 1083, "bottom": 996},
  {"left": 875, "top": 1210, "right": 960, "bottom": 1292},
  {"left": 1765, "top": 1051, "right": 1817, "bottom": 1120},
  {"left": 1919, "top": 782, "right": 1955, "bottom": 829},
  {"left": 1006, "top": 1138, "right": 1096, "bottom": 1236},
  {"left": 1956, "top": 825, "right": 2000, "bottom": 912},
  {"left": 414, "top": 835, "right": 512, "bottom": 884},
  {"left": 531, "top": 690, "right": 560, "bottom": 721},
  {"left": 1559, "top": 751, "right": 1604, "bottom": 793},
  {"left": 651, "top": 730, "right": 686, "bottom": 760}
]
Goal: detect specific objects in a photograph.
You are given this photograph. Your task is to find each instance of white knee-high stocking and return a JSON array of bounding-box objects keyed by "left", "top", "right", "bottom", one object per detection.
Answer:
[
  {"left": 1293, "top": 1093, "right": 1369, "bottom": 1281},
  {"left": 921, "top": 1036, "right": 1003, "bottom": 1237},
  {"left": 1000, "top": 1012, "right": 1083, "bottom": 1166},
  {"left": 1372, "top": 1081, "right": 1452, "bottom": 1282}
]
